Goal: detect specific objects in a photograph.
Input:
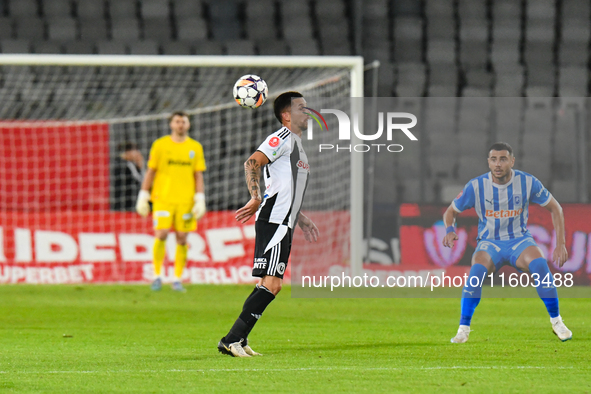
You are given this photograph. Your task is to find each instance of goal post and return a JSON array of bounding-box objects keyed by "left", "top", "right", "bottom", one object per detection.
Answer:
[{"left": 0, "top": 54, "right": 364, "bottom": 283}]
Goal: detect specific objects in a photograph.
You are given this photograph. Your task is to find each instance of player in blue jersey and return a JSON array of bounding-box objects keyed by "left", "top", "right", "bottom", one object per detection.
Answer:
[{"left": 442, "top": 142, "right": 572, "bottom": 343}]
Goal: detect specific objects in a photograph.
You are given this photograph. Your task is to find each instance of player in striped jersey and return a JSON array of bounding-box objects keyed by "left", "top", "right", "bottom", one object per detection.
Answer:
[
  {"left": 218, "top": 92, "right": 319, "bottom": 357},
  {"left": 443, "top": 142, "right": 572, "bottom": 343}
]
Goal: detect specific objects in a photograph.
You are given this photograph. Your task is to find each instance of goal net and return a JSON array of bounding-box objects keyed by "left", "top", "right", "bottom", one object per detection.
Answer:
[{"left": 0, "top": 55, "right": 363, "bottom": 285}]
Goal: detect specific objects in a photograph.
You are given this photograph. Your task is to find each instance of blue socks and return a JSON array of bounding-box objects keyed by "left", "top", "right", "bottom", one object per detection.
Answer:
[
  {"left": 529, "top": 257, "right": 560, "bottom": 318},
  {"left": 460, "top": 264, "right": 488, "bottom": 326}
]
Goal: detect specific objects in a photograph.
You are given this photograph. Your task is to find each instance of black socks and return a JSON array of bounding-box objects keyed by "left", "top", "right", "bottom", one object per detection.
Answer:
[{"left": 225, "top": 285, "right": 276, "bottom": 343}]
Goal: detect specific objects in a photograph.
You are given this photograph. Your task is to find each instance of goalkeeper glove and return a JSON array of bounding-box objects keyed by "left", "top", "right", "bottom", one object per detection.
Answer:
[
  {"left": 135, "top": 190, "right": 151, "bottom": 217},
  {"left": 192, "top": 192, "right": 206, "bottom": 220}
]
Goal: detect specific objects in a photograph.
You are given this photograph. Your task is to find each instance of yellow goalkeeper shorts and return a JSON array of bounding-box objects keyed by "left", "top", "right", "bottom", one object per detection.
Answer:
[{"left": 152, "top": 201, "right": 197, "bottom": 232}]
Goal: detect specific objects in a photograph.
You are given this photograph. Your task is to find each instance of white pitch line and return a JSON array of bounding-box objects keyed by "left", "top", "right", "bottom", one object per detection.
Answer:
[{"left": 0, "top": 366, "right": 578, "bottom": 375}]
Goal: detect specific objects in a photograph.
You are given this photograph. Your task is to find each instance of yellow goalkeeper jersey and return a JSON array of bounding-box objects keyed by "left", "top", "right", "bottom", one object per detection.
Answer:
[{"left": 147, "top": 135, "right": 206, "bottom": 204}]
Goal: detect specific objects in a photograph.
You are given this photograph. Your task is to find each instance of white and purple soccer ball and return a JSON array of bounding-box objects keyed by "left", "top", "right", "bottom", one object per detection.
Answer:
[{"left": 233, "top": 74, "right": 268, "bottom": 109}]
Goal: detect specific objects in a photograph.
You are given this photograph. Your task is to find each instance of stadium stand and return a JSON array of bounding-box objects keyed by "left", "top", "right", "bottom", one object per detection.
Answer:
[{"left": 0, "top": 0, "right": 588, "bottom": 202}]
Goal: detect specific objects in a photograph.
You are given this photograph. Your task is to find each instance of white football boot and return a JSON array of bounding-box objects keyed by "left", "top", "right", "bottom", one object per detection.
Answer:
[
  {"left": 551, "top": 316, "right": 572, "bottom": 342},
  {"left": 218, "top": 338, "right": 251, "bottom": 357},
  {"left": 450, "top": 325, "right": 471, "bottom": 343}
]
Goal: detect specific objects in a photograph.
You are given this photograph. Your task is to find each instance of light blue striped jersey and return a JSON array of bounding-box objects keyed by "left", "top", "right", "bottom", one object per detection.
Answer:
[{"left": 452, "top": 169, "right": 552, "bottom": 241}]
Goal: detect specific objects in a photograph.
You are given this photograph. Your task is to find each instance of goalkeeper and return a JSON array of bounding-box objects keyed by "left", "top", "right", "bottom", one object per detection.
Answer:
[{"left": 136, "top": 111, "right": 207, "bottom": 292}]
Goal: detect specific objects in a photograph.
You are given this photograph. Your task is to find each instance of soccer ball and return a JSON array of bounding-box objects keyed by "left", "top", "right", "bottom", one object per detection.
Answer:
[{"left": 233, "top": 75, "right": 268, "bottom": 109}]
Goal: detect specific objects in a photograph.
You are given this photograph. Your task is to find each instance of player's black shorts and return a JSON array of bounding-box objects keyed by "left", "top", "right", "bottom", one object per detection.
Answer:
[{"left": 252, "top": 220, "right": 292, "bottom": 279}]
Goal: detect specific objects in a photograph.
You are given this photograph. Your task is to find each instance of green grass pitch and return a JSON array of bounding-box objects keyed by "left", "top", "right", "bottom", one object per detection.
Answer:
[{"left": 0, "top": 285, "right": 589, "bottom": 393}]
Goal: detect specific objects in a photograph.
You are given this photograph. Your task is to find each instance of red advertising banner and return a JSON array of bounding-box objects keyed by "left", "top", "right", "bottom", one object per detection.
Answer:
[
  {"left": 398, "top": 204, "right": 591, "bottom": 285},
  {"left": 0, "top": 121, "right": 110, "bottom": 211},
  {"left": 0, "top": 211, "right": 259, "bottom": 284},
  {"left": 0, "top": 211, "right": 350, "bottom": 284}
]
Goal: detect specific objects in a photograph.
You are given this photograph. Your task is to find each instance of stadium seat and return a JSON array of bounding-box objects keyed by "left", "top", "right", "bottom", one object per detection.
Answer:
[
  {"left": 519, "top": 157, "right": 551, "bottom": 185},
  {"left": 8, "top": 0, "right": 39, "bottom": 17},
  {"left": 140, "top": 0, "right": 170, "bottom": 19},
  {"left": 14, "top": 17, "right": 45, "bottom": 40},
  {"left": 395, "top": 63, "right": 426, "bottom": 97},
  {"left": 491, "top": 39, "right": 520, "bottom": 67},
  {"left": 0, "top": 17, "right": 14, "bottom": 39},
  {"left": 315, "top": 0, "right": 346, "bottom": 19},
  {"left": 289, "top": 39, "right": 320, "bottom": 56},
  {"left": 561, "top": 20, "right": 590, "bottom": 44},
  {"left": 160, "top": 41, "right": 192, "bottom": 55},
  {"left": 364, "top": 18, "right": 389, "bottom": 41},
  {"left": 551, "top": 179, "right": 578, "bottom": 203},
  {"left": 111, "top": 18, "right": 141, "bottom": 41},
  {"left": 554, "top": 105, "right": 578, "bottom": 149},
  {"left": 143, "top": 17, "right": 172, "bottom": 41},
  {"left": 63, "top": 40, "right": 95, "bottom": 54},
  {"left": 429, "top": 64, "right": 458, "bottom": 93},
  {"left": 494, "top": 65, "right": 524, "bottom": 96},
  {"left": 426, "top": 17, "right": 455, "bottom": 40},
  {"left": 323, "top": 42, "right": 352, "bottom": 56},
  {"left": 0, "top": 38, "right": 31, "bottom": 53},
  {"left": 279, "top": 0, "right": 309, "bottom": 18},
  {"left": 492, "top": 23, "right": 521, "bottom": 42},
  {"left": 33, "top": 41, "right": 63, "bottom": 54},
  {"left": 562, "top": 0, "right": 591, "bottom": 19},
  {"left": 526, "top": 0, "right": 555, "bottom": 20},
  {"left": 256, "top": 39, "right": 289, "bottom": 56},
  {"left": 425, "top": 0, "right": 453, "bottom": 19},
  {"left": 393, "top": 17, "right": 422, "bottom": 62},
  {"left": 176, "top": 18, "right": 208, "bottom": 41},
  {"left": 193, "top": 40, "right": 224, "bottom": 55},
  {"left": 558, "top": 42, "right": 589, "bottom": 66},
  {"left": 464, "top": 69, "right": 493, "bottom": 91},
  {"left": 76, "top": 0, "right": 106, "bottom": 19},
  {"left": 526, "top": 20, "right": 555, "bottom": 43},
  {"left": 460, "top": 41, "right": 488, "bottom": 68},
  {"left": 427, "top": 40, "right": 456, "bottom": 64},
  {"left": 458, "top": 98, "right": 491, "bottom": 137},
  {"left": 319, "top": 21, "right": 349, "bottom": 44},
  {"left": 224, "top": 40, "right": 256, "bottom": 56},
  {"left": 458, "top": 0, "right": 486, "bottom": 20},
  {"left": 43, "top": 0, "right": 73, "bottom": 17},
  {"left": 559, "top": 66, "right": 588, "bottom": 97},
  {"left": 458, "top": 156, "right": 487, "bottom": 181},
  {"left": 129, "top": 40, "right": 160, "bottom": 55},
  {"left": 283, "top": 16, "right": 314, "bottom": 40},
  {"left": 245, "top": 20, "right": 276, "bottom": 41},
  {"left": 96, "top": 40, "right": 127, "bottom": 54},
  {"left": 79, "top": 18, "right": 108, "bottom": 41},
  {"left": 245, "top": 0, "right": 275, "bottom": 20},
  {"left": 47, "top": 18, "right": 78, "bottom": 42},
  {"left": 171, "top": 0, "right": 203, "bottom": 19},
  {"left": 109, "top": 0, "right": 138, "bottom": 20}
]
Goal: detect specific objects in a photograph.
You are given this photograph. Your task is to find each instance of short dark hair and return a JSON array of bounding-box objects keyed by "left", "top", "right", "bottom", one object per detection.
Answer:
[
  {"left": 117, "top": 141, "right": 137, "bottom": 152},
  {"left": 273, "top": 91, "right": 303, "bottom": 124},
  {"left": 488, "top": 142, "right": 513, "bottom": 157},
  {"left": 168, "top": 110, "right": 189, "bottom": 122}
]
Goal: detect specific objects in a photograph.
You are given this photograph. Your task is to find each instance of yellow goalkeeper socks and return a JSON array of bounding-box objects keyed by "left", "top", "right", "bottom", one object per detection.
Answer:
[
  {"left": 174, "top": 244, "right": 188, "bottom": 280},
  {"left": 153, "top": 238, "right": 166, "bottom": 278}
]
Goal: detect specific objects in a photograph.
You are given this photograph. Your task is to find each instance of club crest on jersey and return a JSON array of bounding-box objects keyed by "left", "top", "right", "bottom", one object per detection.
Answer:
[
  {"left": 269, "top": 136, "right": 280, "bottom": 147},
  {"left": 513, "top": 194, "right": 522, "bottom": 206},
  {"left": 189, "top": 150, "right": 195, "bottom": 159}
]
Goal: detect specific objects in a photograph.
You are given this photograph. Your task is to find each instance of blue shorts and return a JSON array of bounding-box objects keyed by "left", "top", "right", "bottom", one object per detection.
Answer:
[{"left": 474, "top": 236, "right": 539, "bottom": 272}]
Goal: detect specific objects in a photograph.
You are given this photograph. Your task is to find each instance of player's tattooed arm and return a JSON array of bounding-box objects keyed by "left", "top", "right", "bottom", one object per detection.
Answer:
[
  {"left": 235, "top": 151, "right": 270, "bottom": 223},
  {"left": 244, "top": 158, "right": 263, "bottom": 200}
]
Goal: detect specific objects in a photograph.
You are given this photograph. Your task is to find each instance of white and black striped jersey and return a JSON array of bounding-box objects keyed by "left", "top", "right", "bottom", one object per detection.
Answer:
[{"left": 255, "top": 127, "right": 310, "bottom": 228}]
